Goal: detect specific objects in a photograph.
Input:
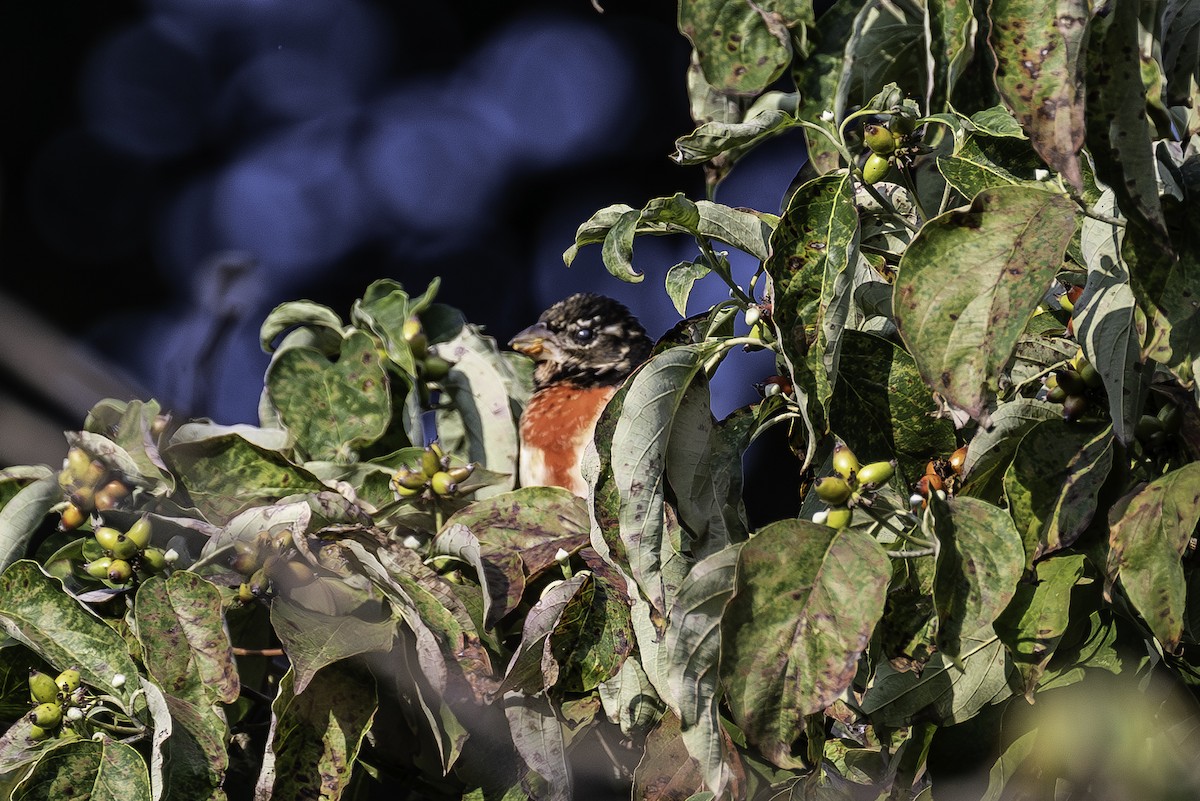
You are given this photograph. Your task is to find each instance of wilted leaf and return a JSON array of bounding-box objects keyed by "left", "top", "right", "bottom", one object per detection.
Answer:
[
  {"left": 254, "top": 667, "right": 376, "bottom": 801},
  {"left": 893, "top": 186, "right": 1077, "bottom": 424},
  {"left": 597, "top": 653, "right": 666, "bottom": 736},
  {"left": 265, "top": 330, "right": 391, "bottom": 462},
  {"left": 1106, "top": 463, "right": 1200, "bottom": 651},
  {"left": 720, "top": 520, "right": 889, "bottom": 769},
  {"left": 135, "top": 572, "right": 239, "bottom": 706},
  {"left": 260, "top": 300, "right": 344, "bottom": 353},
  {"left": 988, "top": 0, "right": 1087, "bottom": 189},
  {"left": 503, "top": 692, "right": 569, "bottom": 801},
  {"left": 672, "top": 108, "right": 798, "bottom": 167}
]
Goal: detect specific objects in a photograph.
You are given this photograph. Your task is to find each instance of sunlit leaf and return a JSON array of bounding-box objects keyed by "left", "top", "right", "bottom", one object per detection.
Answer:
[{"left": 12, "top": 739, "right": 150, "bottom": 801}]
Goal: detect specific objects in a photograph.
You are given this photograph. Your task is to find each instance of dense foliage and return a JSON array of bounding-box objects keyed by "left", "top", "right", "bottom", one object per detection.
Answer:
[{"left": 2, "top": 0, "right": 1200, "bottom": 798}]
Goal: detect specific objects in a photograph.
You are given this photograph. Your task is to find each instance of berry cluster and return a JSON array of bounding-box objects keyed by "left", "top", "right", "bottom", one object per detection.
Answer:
[
  {"left": 229, "top": 528, "right": 317, "bottom": 603},
  {"left": 57, "top": 446, "right": 132, "bottom": 531},
  {"left": 910, "top": 445, "right": 968, "bottom": 510},
  {"left": 82, "top": 516, "right": 170, "bottom": 585},
  {"left": 812, "top": 443, "right": 896, "bottom": 529},
  {"left": 26, "top": 667, "right": 84, "bottom": 742},
  {"left": 1042, "top": 348, "right": 1104, "bottom": 422},
  {"left": 860, "top": 107, "right": 919, "bottom": 185},
  {"left": 391, "top": 443, "right": 477, "bottom": 502},
  {"left": 403, "top": 317, "right": 453, "bottom": 383}
]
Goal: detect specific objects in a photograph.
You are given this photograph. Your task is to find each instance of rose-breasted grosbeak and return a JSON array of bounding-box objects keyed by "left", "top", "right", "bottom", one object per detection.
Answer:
[{"left": 509, "top": 293, "right": 652, "bottom": 496}]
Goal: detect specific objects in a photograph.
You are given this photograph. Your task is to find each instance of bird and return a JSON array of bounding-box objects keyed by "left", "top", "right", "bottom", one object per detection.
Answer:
[{"left": 509, "top": 293, "right": 653, "bottom": 496}]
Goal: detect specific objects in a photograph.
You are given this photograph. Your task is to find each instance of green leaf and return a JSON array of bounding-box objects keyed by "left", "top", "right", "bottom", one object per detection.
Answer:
[
  {"left": 254, "top": 667, "right": 376, "bottom": 801},
  {"left": 0, "top": 477, "right": 59, "bottom": 573},
  {"left": 550, "top": 571, "right": 635, "bottom": 693},
  {"left": 665, "top": 261, "right": 713, "bottom": 317},
  {"left": 1123, "top": 201, "right": 1200, "bottom": 389},
  {"left": 861, "top": 638, "right": 1012, "bottom": 727},
  {"left": 827, "top": 331, "right": 958, "bottom": 483},
  {"left": 349, "top": 278, "right": 439, "bottom": 376},
  {"left": 158, "top": 689, "right": 230, "bottom": 799},
  {"left": 937, "top": 134, "right": 1049, "bottom": 200},
  {"left": 764, "top": 172, "right": 859, "bottom": 412},
  {"left": 269, "top": 599, "right": 396, "bottom": 696},
  {"left": 610, "top": 344, "right": 718, "bottom": 616},
  {"left": 931, "top": 496, "right": 1025, "bottom": 661},
  {"left": 842, "top": 0, "right": 930, "bottom": 110},
  {"left": 1003, "top": 422, "right": 1114, "bottom": 567},
  {"left": 1076, "top": 193, "right": 1149, "bottom": 445},
  {"left": 1106, "top": 463, "right": 1200, "bottom": 651},
  {"left": 791, "top": 0, "right": 859, "bottom": 174},
  {"left": 720, "top": 520, "right": 890, "bottom": 769},
  {"left": 987, "top": 0, "right": 1087, "bottom": 188},
  {"left": 265, "top": 330, "right": 391, "bottom": 462},
  {"left": 164, "top": 433, "right": 326, "bottom": 524},
  {"left": 677, "top": 0, "right": 809, "bottom": 95},
  {"left": 1083, "top": 0, "right": 1167, "bottom": 237},
  {"left": 994, "top": 552, "right": 1087, "bottom": 700},
  {"left": 260, "top": 300, "right": 344, "bottom": 353},
  {"left": 134, "top": 572, "right": 239, "bottom": 706},
  {"left": 929, "top": 0, "right": 980, "bottom": 112},
  {"left": 438, "top": 487, "right": 590, "bottom": 628},
  {"left": 13, "top": 739, "right": 150, "bottom": 801},
  {"left": 597, "top": 652, "right": 666, "bottom": 736},
  {"left": 0, "top": 561, "right": 139, "bottom": 706},
  {"left": 960, "top": 398, "right": 1062, "bottom": 499},
  {"left": 564, "top": 195, "right": 775, "bottom": 277},
  {"left": 499, "top": 573, "right": 588, "bottom": 694},
  {"left": 666, "top": 544, "right": 742, "bottom": 798},
  {"left": 893, "top": 186, "right": 1077, "bottom": 424}
]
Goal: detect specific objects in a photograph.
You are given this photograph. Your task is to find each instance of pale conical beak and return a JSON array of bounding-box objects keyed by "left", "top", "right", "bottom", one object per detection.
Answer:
[{"left": 509, "top": 322, "right": 552, "bottom": 358}]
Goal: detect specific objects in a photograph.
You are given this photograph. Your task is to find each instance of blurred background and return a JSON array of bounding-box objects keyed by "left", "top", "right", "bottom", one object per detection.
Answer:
[{"left": 0, "top": 0, "right": 806, "bottom": 517}]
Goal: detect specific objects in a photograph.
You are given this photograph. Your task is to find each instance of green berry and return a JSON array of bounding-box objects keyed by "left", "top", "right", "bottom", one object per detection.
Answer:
[
  {"left": 93, "top": 526, "right": 123, "bottom": 552},
  {"left": 28, "top": 724, "right": 50, "bottom": 741},
  {"left": 421, "top": 446, "right": 443, "bottom": 478},
  {"left": 826, "top": 506, "right": 853, "bottom": 530},
  {"left": 422, "top": 355, "right": 452, "bottom": 381},
  {"left": 140, "top": 547, "right": 168, "bottom": 573},
  {"left": 29, "top": 702, "right": 63, "bottom": 729},
  {"left": 109, "top": 533, "right": 139, "bottom": 560},
  {"left": 430, "top": 471, "right": 458, "bottom": 496},
  {"left": 856, "top": 460, "right": 896, "bottom": 487},
  {"left": 832, "top": 443, "right": 860, "bottom": 481},
  {"left": 863, "top": 123, "right": 895, "bottom": 155},
  {"left": 54, "top": 668, "right": 80, "bottom": 695},
  {"left": 403, "top": 317, "right": 428, "bottom": 359},
  {"left": 107, "top": 559, "right": 133, "bottom": 584},
  {"left": 28, "top": 670, "right": 59, "bottom": 704},
  {"left": 814, "top": 476, "right": 853, "bottom": 505},
  {"left": 125, "top": 516, "right": 152, "bottom": 550},
  {"left": 85, "top": 557, "right": 113, "bottom": 580},
  {"left": 862, "top": 152, "right": 890, "bottom": 184}
]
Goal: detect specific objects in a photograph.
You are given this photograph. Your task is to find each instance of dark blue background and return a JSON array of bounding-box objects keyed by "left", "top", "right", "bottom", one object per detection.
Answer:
[{"left": 2, "top": 0, "right": 804, "bottom": 518}]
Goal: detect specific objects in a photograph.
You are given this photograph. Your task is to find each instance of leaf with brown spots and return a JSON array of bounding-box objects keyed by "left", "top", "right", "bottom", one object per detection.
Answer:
[
  {"left": 987, "top": 0, "right": 1088, "bottom": 190},
  {"left": 719, "top": 520, "right": 889, "bottom": 770},
  {"left": 1083, "top": 0, "right": 1168, "bottom": 238},
  {"left": 764, "top": 171, "right": 860, "bottom": 416},
  {"left": 135, "top": 572, "right": 239, "bottom": 706},
  {"left": 12, "top": 739, "right": 150, "bottom": 801},
  {"left": 1106, "top": 463, "right": 1200, "bottom": 652},
  {"left": 265, "top": 329, "right": 391, "bottom": 463},
  {"left": 678, "top": 0, "right": 813, "bottom": 95},
  {"left": 930, "top": 495, "right": 1025, "bottom": 662},
  {"left": 892, "top": 186, "right": 1077, "bottom": 425}
]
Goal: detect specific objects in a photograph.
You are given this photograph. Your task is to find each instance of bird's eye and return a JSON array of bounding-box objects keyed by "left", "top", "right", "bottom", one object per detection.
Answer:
[{"left": 574, "top": 327, "right": 594, "bottom": 342}]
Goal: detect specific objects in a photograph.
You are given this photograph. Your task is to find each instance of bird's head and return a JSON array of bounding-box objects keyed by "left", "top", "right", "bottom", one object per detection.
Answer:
[{"left": 509, "top": 293, "right": 652, "bottom": 390}]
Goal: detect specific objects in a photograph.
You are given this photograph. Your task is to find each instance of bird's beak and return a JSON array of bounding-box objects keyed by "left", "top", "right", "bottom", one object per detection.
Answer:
[{"left": 509, "top": 322, "right": 552, "bottom": 359}]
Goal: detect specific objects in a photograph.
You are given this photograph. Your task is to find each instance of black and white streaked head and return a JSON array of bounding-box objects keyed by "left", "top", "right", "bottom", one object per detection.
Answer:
[{"left": 509, "top": 293, "right": 653, "bottom": 390}]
